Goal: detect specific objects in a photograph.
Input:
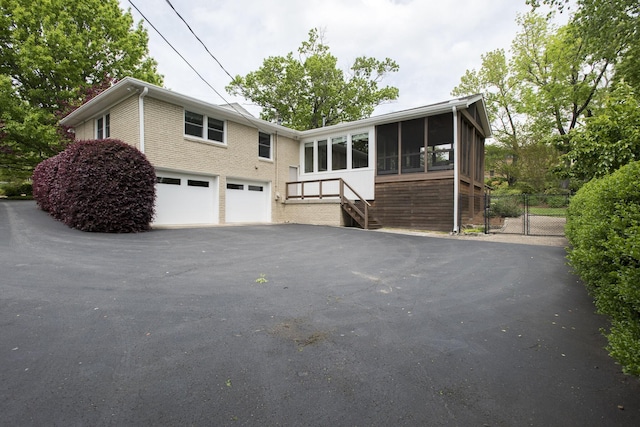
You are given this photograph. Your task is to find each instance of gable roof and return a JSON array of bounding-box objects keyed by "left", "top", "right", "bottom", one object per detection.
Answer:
[
  {"left": 60, "top": 77, "right": 299, "bottom": 139},
  {"left": 60, "top": 77, "right": 491, "bottom": 139},
  {"left": 300, "top": 94, "right": 491, "bottom": 139}
]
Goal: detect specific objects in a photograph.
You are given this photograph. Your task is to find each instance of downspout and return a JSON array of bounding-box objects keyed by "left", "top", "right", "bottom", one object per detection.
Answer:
[
  {"left": 274, "top": 131, "right": 279, "bottom": 200},
  {"left": 452, "top": 105, "right": 459, "bottom": 234},
  {"left": 138, "top": 87, "right": 148, "bottom": 153}
]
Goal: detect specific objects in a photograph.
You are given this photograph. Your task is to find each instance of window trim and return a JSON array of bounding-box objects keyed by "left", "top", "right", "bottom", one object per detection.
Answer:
[
  {"left": 302, "top": 130, "right": 371, "bottom": 174},
  {"left": 184, "top": 109, "right": 226, "bottom": 145},
  {"left": 96, "top": 113, "right": 110, "bottom": 140},
  {"left": 258, "top": 131, "right": 272, "bottom": 160}
]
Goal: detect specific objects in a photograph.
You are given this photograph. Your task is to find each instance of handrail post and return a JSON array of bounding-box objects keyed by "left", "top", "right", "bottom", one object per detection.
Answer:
[
  {"left": 301, "top": 181, "right": 305, "bottom": 200},
  {"left": 319, "top": 180, "right": 323, "bottom": 199},
  {"left": 339, "top": 179, "right": 344, "bottom": 201},
  {"left": 364, "top": 203, "right": 369, "bottom": 229}
]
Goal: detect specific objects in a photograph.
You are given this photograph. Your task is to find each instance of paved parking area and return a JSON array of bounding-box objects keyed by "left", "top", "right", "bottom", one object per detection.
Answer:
[{"left": 1, "top": 201, "right": 639, "bottom": 426}]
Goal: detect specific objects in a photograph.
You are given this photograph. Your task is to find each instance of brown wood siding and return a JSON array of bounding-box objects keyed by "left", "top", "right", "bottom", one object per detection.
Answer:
[
  {"left": 459, "top": 181, "right": 485, "bottom": 224},
  {"left": 373, "top": 178, "right": 454, "bottom": 231}
]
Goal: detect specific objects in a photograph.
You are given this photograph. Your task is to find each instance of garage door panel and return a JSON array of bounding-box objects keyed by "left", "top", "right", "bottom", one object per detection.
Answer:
[
  {"left": 154, "top": 172, "right": 217, "bottom": 226},
  {"left": 225, "top": 180, "right": 270, "bottom": 223}
]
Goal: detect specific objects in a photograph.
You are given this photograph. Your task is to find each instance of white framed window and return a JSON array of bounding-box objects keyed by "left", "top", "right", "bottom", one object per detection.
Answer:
[
  {"left": 96, "top": 113, "right": 110, "bottom": 139},
  {"left": 302, "top": 131, "right": 370, "bottom": 174},
  {"left": 184, "top": 110, "right": 225, "bottom": 144},
  {"left": 331, "top": 136, "right": 347, "bottom": 170},
  {"left": 352, "top": 133, "right": 369, "bottom": 169},
  {"left": 258, "top": 132, "right": 272, "bottom": 159}
]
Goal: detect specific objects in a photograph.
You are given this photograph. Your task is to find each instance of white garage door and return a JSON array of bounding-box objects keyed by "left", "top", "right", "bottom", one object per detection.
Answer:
[
  {"left": 225, "top": 179, "right": 270, "bottom": 223},
  {"left": 154, "top": 172, "right": 217, "bottom": 226}
]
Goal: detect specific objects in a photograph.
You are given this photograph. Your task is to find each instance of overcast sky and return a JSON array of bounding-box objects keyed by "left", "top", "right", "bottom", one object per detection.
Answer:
[{"left": 121, "top": 0, "right": 561, "bottom": 118}]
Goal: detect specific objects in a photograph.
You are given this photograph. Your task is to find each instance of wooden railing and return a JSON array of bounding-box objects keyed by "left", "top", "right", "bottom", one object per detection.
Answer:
[{"left": 286, "top": 178, "right": 373, "bottom": 229}]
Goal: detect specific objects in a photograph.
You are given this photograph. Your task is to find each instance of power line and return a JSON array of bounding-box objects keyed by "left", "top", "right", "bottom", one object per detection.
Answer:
[
  {"left": 126, "top": 0, "right": 262, "bottom": 130},
  {"left": 164, "top": 0, "right": 236, "bottom": 83}
]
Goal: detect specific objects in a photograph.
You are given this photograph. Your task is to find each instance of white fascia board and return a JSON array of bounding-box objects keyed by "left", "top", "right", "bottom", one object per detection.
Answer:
[
  {"left": 299, "top": 94, "right": 487, "bottom": 139},
  {"left": 61, "top": 77, "right": 489, "bottom": 140},
  {"left": 60, "top": 77, "right": 299, "bottom": 140},
  {"left": 59, "top": 78, "right": 137, "bottom": 126}
]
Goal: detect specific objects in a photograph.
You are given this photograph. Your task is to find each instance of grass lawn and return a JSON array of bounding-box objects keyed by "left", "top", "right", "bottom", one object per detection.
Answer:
[{"left": 528, "top": 206, "right": 567, "bottom": 217}]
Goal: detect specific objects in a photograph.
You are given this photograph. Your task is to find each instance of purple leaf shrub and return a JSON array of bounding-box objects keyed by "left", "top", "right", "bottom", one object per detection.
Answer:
[{"left": 32, "top": 139, "right": 156, "bottom": 232}]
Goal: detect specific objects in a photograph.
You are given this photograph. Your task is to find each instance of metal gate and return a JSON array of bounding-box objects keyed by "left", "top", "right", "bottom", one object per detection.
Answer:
[{"left": 484, "top": 193, "right": 569, "bottom": 236}]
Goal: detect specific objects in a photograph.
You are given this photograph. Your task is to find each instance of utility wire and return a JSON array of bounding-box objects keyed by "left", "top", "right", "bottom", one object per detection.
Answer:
[
  {"left": 164, "top": 0, "right": 236, "bottom": 83},
  {"left": 127, "top": 0, "right": 265, "bottom": 130}
]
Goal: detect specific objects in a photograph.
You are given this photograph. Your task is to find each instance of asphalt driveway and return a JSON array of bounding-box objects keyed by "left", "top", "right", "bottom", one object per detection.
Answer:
[{"left": 1, "top": 200, "right": 639, "bottom": 426}]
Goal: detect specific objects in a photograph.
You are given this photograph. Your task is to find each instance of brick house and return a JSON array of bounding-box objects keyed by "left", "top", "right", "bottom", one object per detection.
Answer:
[{"left": 61, "top": 77, "right": 490, "bottom": 232}]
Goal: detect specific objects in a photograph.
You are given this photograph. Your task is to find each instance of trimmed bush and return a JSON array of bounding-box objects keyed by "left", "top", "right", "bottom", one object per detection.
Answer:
[
  {"left": 0, "top": 182, "right": 32, "bottom": 197},
  {"left": 566, "top": 161, "right": 640, "bottom": 375},
  {"left": 32, "top": 156, "right": 59, "bottom": 212},
  {"left": 488, "top": 190, "right": 524, "bottom": 218},
  {"left": 32, "top": 139, "right": 156, "bottom": 232}
]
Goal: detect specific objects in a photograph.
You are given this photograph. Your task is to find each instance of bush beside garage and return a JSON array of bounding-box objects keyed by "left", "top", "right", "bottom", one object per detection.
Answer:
[{"left": 32, "top": 139, "right": 156, "bottom": 233}]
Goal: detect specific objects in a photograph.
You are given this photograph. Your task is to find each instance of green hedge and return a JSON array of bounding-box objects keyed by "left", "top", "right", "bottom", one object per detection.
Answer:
[
  {"left": 0, "top": 182, "right": 32, "bottom": 197},
  {"left": 566, "top": 161, "right": 640, "bottom": 375}
]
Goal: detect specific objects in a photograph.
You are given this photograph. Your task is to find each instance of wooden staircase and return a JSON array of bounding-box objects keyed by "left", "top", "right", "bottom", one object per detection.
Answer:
[
  {"left": 285, "top": 177, "right": 382, "bottom": 230},
  {"left": 342, "top": 199, "right": 382, "bottom": 229},
  {"left": 339, "top": 181, "right": 382, "bottom": 230}
]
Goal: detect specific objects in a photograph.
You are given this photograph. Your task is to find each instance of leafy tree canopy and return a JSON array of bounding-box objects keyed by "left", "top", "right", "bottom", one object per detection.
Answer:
[
  {"left": 565, "top": 82, "right": 640, "bottom": 181},
  {"left": 226, "top": 28, "right": 399, "bottom": 130},
  {"left": 0, "top": 0, "right": 163, "bottom": 179},
  {"left": 453, "top": 11, "right": 611, "bottom": 191},
  {"left": 528, "top": 0, "right": 640, "bottom": 90}
]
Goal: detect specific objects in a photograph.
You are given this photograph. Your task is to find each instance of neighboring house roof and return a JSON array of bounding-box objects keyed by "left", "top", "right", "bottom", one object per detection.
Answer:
[
  {"left": 219, "top": 102, "right": 255, "bottom": 118},
  {"left": 60, "top": 77, "right": 491, "bottom": 139}
]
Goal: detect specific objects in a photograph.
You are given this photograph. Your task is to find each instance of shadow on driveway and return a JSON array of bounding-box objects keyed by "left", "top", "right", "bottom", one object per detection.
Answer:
[{"left": 1, "top": 201, "right": 639, "bottom": 426}]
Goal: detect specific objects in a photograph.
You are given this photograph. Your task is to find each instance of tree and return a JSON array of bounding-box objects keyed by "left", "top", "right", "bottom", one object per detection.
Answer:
[
  {"left": 511, "top": 13, "right": 610, "bottom": 143},
  {"left": 0, "top": 75, "right": 60, "bottom": 180},
  {"left": 226, "top": 28, "right": 399, "bottom": 130},
  {"left": 452, "top": 49, "right": 526, "bottom": 185},
  {"left": 0, "top": 0, "right": 162, "bottom": 179},
  {"left": 565, "top": 82, "right": 640, "bottom": 181},
  {"left": 528, "top": 0, "right": 639, "bottom": 90},
  {"left": 454, "top": 11, "right": 611, "bottom": 190}
]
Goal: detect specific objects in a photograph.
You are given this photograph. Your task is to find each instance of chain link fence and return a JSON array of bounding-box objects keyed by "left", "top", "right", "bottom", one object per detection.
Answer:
[{"left": 484, "top": 193, "right": 570, "bottom": 236}]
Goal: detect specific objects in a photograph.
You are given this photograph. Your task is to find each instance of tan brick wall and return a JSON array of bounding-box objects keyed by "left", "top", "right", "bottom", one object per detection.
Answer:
[
  {"left": 112, "top": 95, "right": 140, "bottom": 148},
  {"left": 272, "top": 135, "right": 301, "bottom": 223},
  {"left": 73, "top": 120, "right": 93, "bottom": 140},
  {"left": 70, "top": 94, "right": 139, "bottom": 146},
  {"left": 281, "top": 200, "right": 345, "bottom": 226},
  {"left": 68, "top": 94, "right": 306, "bottom": 225},
  {"left": 141, "top": 97, "right": 300, "bottom": 223}
]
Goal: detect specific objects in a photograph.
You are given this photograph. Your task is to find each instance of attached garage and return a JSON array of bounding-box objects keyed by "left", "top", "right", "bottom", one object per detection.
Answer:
[
  {"left": 154, "top": 171, "right": 218, "bottom": 226},
  {"left": 225, "top": 179, "right": 271, "bottom": 223}
]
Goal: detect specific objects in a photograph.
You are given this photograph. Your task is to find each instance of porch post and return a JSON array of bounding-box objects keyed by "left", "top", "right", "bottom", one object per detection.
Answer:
[{"left": 452, "top": 105, "right": 460, "bottom": 233}]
